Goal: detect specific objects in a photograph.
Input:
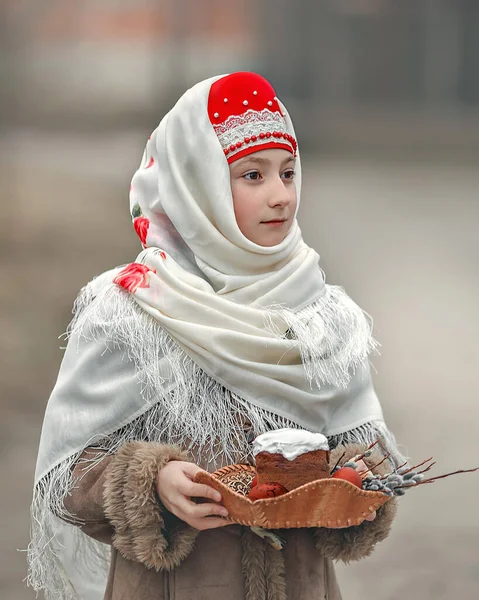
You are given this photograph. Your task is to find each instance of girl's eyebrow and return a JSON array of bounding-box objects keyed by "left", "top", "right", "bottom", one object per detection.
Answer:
[
  {"left": 236, "top": 156, "right": 269, "bottom": 167},
  {"left": 235, "top": 155, "right": 295, "bottom": 168}
]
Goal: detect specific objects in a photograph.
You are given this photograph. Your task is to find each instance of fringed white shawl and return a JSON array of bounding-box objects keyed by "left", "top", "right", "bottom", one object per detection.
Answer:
[{"left": 28, "top": 74, "right": 400, "bottom": 599}]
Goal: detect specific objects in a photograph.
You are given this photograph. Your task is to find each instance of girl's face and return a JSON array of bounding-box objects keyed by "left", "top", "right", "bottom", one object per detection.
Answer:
[{"left": 229, "top": 149, "right": 297, "bottom": 247}]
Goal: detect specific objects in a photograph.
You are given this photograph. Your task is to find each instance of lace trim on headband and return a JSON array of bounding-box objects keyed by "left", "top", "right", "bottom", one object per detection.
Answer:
[
  {"left": 214, "top": 108, "right": 297, "bottom": 157},
  {"left": 214, "top": 108, "right": 286, "bottom": 136}
]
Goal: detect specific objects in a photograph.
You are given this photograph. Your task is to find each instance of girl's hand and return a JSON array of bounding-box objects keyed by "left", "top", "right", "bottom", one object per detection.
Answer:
[{"left": 157, "top": 461, "right": 232, "bottom": 531}]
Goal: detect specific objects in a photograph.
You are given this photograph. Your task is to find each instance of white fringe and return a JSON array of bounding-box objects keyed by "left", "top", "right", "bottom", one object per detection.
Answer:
[
  {"left": 264, "top": 285, "right": 379, "bottom": 389},
  {"left": 328, "top": 420, "right": 409, "bottom": 468},
  {"left": 28, "top": 450, "right": 111, "bottom": 600},
  {"left": 67, "top": 283, "right": 316, "bottom": 467},
  {"left": 27, "top": 405, "right": 298, "bottom": 599},
  {"left": 64, "top": 281, "right": 379, "bottom": 465},
  {"left": 27, "top": 279, "right": 383, "bottom": 599}
]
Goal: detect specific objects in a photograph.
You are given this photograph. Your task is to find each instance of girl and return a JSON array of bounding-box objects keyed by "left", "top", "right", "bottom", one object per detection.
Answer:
[{"left": 28, "top": 72, "right": 402, "bottom": 600}]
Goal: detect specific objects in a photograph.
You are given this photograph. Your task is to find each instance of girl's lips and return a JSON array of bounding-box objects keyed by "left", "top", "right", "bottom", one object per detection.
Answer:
[{"left": 262, "top": 219, "right": 287, "bottom": 226}]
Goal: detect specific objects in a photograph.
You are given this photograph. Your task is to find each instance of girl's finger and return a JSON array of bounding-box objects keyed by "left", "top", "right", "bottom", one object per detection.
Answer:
[
  {"left": 173, "top": 495, "right": 227, "bottom": 521},
  {"left": 180, "top": 462, "right": 204, "bottom": 479},
  {"left": 181, "top": 481, "right": 222, "bottom": 502},
  {"left": 189, "top": 501, "right": 229, "bottom": 520}
]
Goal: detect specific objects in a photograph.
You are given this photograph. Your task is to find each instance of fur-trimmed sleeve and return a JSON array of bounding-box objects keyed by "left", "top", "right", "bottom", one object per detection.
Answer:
[
  {"left": 312, "top": 443, "right": 398, "bottom": 562},
  {"left": 64, "top": 442, "right": 199, "bottom": 571},
  {"left": 103, "top": 441, "right": 199, "bottom": 570}
]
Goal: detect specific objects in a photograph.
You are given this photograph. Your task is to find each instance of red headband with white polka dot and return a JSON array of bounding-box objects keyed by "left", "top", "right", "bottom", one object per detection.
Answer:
[{"left": 207, "top": 71, "right": 297, "bottom": 164}]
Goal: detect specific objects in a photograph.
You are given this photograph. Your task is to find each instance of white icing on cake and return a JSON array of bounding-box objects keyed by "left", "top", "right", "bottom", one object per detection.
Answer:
[{"left": 253, "top": 428, "right": 329, "bottom": 461}]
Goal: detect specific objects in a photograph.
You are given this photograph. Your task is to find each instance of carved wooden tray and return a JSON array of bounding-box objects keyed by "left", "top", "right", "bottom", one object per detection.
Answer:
[{"left": 195, "top": 464, "right": 390, "bottom": 529}]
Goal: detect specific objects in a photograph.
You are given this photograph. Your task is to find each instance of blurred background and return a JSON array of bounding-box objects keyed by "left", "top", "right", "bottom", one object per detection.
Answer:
[{"left": 1, "top": 1, "right": 478, "bottom": 598}]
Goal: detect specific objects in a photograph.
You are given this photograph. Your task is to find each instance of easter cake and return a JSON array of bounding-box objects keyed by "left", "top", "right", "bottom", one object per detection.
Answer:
[{"left": 253, "top": 428, "right": 331, "bottom": 491}]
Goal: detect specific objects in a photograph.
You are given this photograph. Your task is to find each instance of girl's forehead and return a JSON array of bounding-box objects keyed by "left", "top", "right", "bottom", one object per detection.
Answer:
[{"left": 230, "top": 148, "right": 296, "bottom": 168}]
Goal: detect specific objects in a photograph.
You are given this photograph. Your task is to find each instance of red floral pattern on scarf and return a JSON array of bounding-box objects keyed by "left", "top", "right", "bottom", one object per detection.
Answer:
[
  {"left": 113, "top": 263, "right": 156, "bottom": 294},
  {"left": 133, "top": 216, "right": 150, "bottom": 246}
]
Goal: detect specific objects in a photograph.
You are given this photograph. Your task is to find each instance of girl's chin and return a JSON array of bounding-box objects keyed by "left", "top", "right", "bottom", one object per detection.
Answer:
[{"left": 252, "top": 232, "right": 289, "bottom": 247}]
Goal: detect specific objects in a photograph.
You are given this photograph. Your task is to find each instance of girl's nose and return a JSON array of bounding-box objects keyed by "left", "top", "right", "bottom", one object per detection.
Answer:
[{"left": 268, "top": 177, "right": 291, "bottom": 207}]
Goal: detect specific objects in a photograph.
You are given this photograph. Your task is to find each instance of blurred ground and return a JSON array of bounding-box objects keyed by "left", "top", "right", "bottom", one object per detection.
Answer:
[{"left": 0, "top": 129, "right": 478, "bottom": 599}]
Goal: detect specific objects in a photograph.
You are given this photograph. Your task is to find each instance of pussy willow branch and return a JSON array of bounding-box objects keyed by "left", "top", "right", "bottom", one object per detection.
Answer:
[
  {"left": 358, "top": 452, "right": 391, "bottom": 477},
  {"left": 416, "top": 461, "right": 437, "bottom": 475},
  {"left": 330, "top": 451, "right": 346, "bottom": 475},
  {"left": 401, "top": 457, "right": 434, "bottom": 475},
  {"left": 396, "top": 466, "right": 479, "bottom": 489},
  {"left": 355, "top": 440, "right": 380, "bottom": 462}
]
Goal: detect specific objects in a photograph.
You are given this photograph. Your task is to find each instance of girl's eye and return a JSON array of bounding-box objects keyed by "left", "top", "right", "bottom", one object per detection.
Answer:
[
  {"left": 281, "top": 170, "right": 295, "bottom": 180},
  {"left": 243, "top": 171, "right": 261, "bottom": 181}
]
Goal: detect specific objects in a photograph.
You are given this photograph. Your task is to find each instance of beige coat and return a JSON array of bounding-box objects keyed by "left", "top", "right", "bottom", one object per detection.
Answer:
[{"left": 64, "top": 443, "right": 396, "bottom": 600}]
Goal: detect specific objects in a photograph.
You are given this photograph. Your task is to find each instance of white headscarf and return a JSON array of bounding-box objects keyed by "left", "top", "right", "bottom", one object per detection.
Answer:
[
  {"left": 29, "top": 74, "right": 389, "bottom": 600},
  {"left": 108, "top": 73, "right": 381, "bottom": 430}
]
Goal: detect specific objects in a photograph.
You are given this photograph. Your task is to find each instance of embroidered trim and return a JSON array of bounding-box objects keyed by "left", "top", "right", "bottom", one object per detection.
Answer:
[
  {"left": 223, "top": 132, "right": 296, "bottom": 157},
  {"left": 214, "top": 108, "right": 296, "bottom": 159}
]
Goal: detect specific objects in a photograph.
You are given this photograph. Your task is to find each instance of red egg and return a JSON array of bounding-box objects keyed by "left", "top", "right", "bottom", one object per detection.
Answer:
[
  {"left": 250, "top": 475, "right": 258, "bottom": 489},
  {"left": 247, "top": 482, "right": 288, "bottom": 501},
  {"left": 331, "top": 467, "right": 363, "bottom": 489}
]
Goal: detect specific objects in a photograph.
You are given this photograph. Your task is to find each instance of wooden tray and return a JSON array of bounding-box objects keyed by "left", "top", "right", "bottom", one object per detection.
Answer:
[{"left": 195, "top": 464, "right": 390, "bottom": 529}]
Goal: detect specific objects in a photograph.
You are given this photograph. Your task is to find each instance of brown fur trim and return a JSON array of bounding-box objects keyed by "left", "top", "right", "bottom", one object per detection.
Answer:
[
  {"left": 264, "top": 543, "right": 287, "bottom": 600},
  {"left": 240, "top": 529, "right": 287, "bottom": 600},
  {"left": 103, "top": 441, "right": 198, "bottom": 571},
  {"left": 241, "top": 528, "right": 267, "bottom": 600},
  {"left": 313, "top": 443, "right": 398, "bottom": 563}
]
